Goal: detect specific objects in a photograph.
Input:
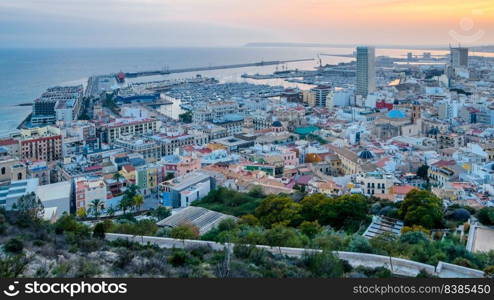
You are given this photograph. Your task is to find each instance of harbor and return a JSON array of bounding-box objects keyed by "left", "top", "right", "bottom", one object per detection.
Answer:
[{"left": 124, "top": 58, "right": 315, "bottom": 78}]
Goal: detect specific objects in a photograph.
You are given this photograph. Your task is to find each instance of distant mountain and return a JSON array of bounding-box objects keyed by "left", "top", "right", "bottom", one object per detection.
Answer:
[
  {"left": 471, "top": 45, "right": 494, "bottom": 52},
  {"left": 245, "top": 42, "right": 355, "bottom": 48},
  {"left": 245, "top": 42, "right": 447, "bottom": 50}
]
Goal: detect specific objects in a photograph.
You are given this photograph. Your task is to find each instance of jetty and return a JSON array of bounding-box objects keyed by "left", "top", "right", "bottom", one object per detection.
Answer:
[{"left": 125, "top": 58, "right": 315, "bottom": 78}]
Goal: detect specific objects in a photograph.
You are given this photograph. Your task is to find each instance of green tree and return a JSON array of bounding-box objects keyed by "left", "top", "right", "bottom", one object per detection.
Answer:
[
  {"left": 112, "top": 172, "right": 124, "bottom": 192},
  {"left": 169, "top": 224, "right": 200, "bottom": 240},
  {"left": 119, "top": 189, "right": 136, "bottom": 214},
  {"left": 398, "top": 190, "right": 444, "bottom": 229},
  {"left": 239, "top": 214, "right": 260, "bottom": 226},
  {"left": 106, "top": 206, "right": 116, "bottom": 218},
  {"left": 265, "top": 225, "right": 305, "bottom": 248},
  {"left": 300, "top": 193, "right": 327, "bottom": 221},
  {"left": 179, "top": 111, "right": 193, "bottom": 123},
  {"left": 319, "top": 194, "right": 369, "bottom": 232},
  {"left": 124, "top": 184, "right": 140, "bottom": 197},
  {"left": 477, "top": 207, "right": 494, "bottom": 226},
  {"left": 247, "top": 185, "right": 265, "bottom": 198},
  {"left": 54, "top": 214, "right": 91, "bottom": 238},
  {"left": 133, "top": 194, "right": 145, "bottom": 212},
  {"left": 255, "top": 195, "right": 302, "bottom": 227},
  {"left": 88, "top": 199, "right": 104, "bottom": 219},
  {"left": 417, "top": 164, "right": 430, "bottom": 181},
  {"left": 112, "top": 172, "right": 123, "bottom": 182},
  {"left": 93, "top": 222, "right": 106, "bottom": 239},
  {"left": 151, "top": 206, "right": 171, "bottom": 220},
  {"left": 4, "top": 238, "right": 24, "bottom": 254},
  {"left": 299, "top": 220, "right": 322, "bottom": 238},
  {"left": 13, "top": 192, "right": 44, "bottom": 221}
]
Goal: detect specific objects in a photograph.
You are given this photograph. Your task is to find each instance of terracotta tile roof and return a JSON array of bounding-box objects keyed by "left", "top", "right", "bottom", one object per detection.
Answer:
[{"left": 391, "top": 185, "right": 417, "bottom": 195}]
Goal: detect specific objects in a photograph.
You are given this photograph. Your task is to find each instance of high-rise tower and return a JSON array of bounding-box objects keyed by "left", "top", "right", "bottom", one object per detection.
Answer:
[{"left": 356, "top": 46, "right": 376, "bottom": 97}]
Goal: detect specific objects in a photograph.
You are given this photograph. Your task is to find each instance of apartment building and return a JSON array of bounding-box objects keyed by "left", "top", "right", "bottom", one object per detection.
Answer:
[
  {"left": 102, "top": 118, "right": 158, "bottom": 143},
  {"left": 17, "top": 126, "right": 62, "bottom": 162},
  {"left": 75, "top": 177, "right": 109, "bottom": 211}
]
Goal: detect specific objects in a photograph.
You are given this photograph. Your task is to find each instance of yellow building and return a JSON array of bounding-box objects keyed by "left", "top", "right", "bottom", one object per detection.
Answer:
[{"left": 302, "top": 90, "right": 316, "bottom": 107}]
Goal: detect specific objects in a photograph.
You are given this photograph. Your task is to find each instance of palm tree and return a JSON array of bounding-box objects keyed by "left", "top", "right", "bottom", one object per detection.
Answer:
[
  {"left": 133, "top": 194, "right": 144, "bottom": 212},
  {"left": 119, "top": 196, "right": 132, "bottom": 215},
  {"left": 126, "top": 184, "right": 140, "bottom": 196},
  {"left": 89, "top": 199, "right": 104, "bottom": 219},
  {"left": 113, "top": 172, "right": 125, "bottom": 192},
  {"left": 106, "top": 206, "right": 116, "bottom": 218},
  {"left": 113, "top": 172, "right": 124, "bottom": 183}
]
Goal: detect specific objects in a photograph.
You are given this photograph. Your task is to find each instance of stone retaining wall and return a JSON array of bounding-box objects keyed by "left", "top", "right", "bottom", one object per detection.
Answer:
[{"left": 106, "top": 233, "right": 484, "bottom": 278}]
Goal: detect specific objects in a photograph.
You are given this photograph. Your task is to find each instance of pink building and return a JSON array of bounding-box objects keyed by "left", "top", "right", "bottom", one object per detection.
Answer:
[
  {"left": 177, "top": 156, "right": 201, "bottom": 177},
  {"left": 160, "top": 155, "right": 201, "bottom": 178},
  {"left": 282, "top": 149, "right": 298, "bottom": 167}
]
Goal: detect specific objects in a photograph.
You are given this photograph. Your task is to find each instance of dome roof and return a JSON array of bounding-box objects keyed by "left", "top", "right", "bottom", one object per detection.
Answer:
[
  {"left": 428, "top": 127, "right": 440, "bottom": 135},
  {"left": 272, "top": 121, "right": 283, "bottom": 127},
  {"left": 387, "top": 109, "right": 406, "bottom": 119},
  {"left": 359, "top": 149, "right": 374, "bottom": 160}
]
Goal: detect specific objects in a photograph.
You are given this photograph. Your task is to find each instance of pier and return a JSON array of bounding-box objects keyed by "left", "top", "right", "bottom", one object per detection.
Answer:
[{"left": 124, "top": 58, "right": 315, "bottom": 78}]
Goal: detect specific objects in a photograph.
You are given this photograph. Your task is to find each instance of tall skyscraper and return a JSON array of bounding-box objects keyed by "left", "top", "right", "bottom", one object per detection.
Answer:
[
  {"left": 356, "top": 46, "right": 376, "bottom": 97},
  {"left": 450, "top": 47, "right": 468, "bottom": 68}
]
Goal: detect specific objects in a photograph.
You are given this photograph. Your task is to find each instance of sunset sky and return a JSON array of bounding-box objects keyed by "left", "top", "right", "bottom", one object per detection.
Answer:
[{"left": 1, "top": 0, "right": 493, "bottom": 47}]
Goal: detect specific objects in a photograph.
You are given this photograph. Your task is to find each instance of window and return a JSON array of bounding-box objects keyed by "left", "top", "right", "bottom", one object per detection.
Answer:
[{"left": 1, "top": 167, "right": 5, "bottom": 175}]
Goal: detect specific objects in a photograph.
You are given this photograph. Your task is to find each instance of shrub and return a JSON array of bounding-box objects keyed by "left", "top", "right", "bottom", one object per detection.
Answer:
[
  {"left": 401, "top": 225, "right": 430, "bottom": 235},
  {"left": 265, "top": 225, "right": 306, "bottom": 248},
  {"left": 477, "top": 207, "right": 494, "bottom": 226},
  {"left": 114, "top": 248, "right": 135, "bottom": 269},
  {"left": 76, "top": 259, "right": 101, "bottom": 278},
  {"left": 0, "top": 254, "right": 30, "bottom": 277},
  {"left": 108, "top": 219, "right": 158, "bottom": 236},
  {"left": 55, "top": 214, "right": 91, "bottom": 238},
  {"left": 168, "top": 250, "right": 189, "bottom": 267},
  {"left": 484, "top": 266, "right": 494, "bottom": 278},
  {"left": 416, "top": 269, "right": 437, "bottom": 278},
  {"left": 303, "top": 251, "right": 344, "bottom": 278},
  {"left": 239, "top": 214, "right": 260, "bottom": 226},
  {"left": 169, "top": 224, "right": 200, "bottom": 240},
  {"left": 93, "top": 222, "right": 106, "bottom": 239},
  {"left": 217, "top": 218, "right": 237, "bottom": 232},
  {"left": 400, "top": 231, "right": 429, "bottom": 244},
  {"left": 151, "top": 206, "right": 171, "bottom": 220},
  {"left": 299, "top": 220, "right": 322, "bottom": 238},
  {"left": 452, "top": 257, "right": 475, "bottom": 268},
  {"left": 4, "top": 238, "right": 24, "bottom": 254},
  {"left": 348, "top": 236, "right": 373, "bottom": 253}
]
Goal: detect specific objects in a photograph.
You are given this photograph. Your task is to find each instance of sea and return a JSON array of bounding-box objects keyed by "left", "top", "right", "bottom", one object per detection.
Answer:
[{"left": 1, "top": 46, "right": 493, "bottom": 136}]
